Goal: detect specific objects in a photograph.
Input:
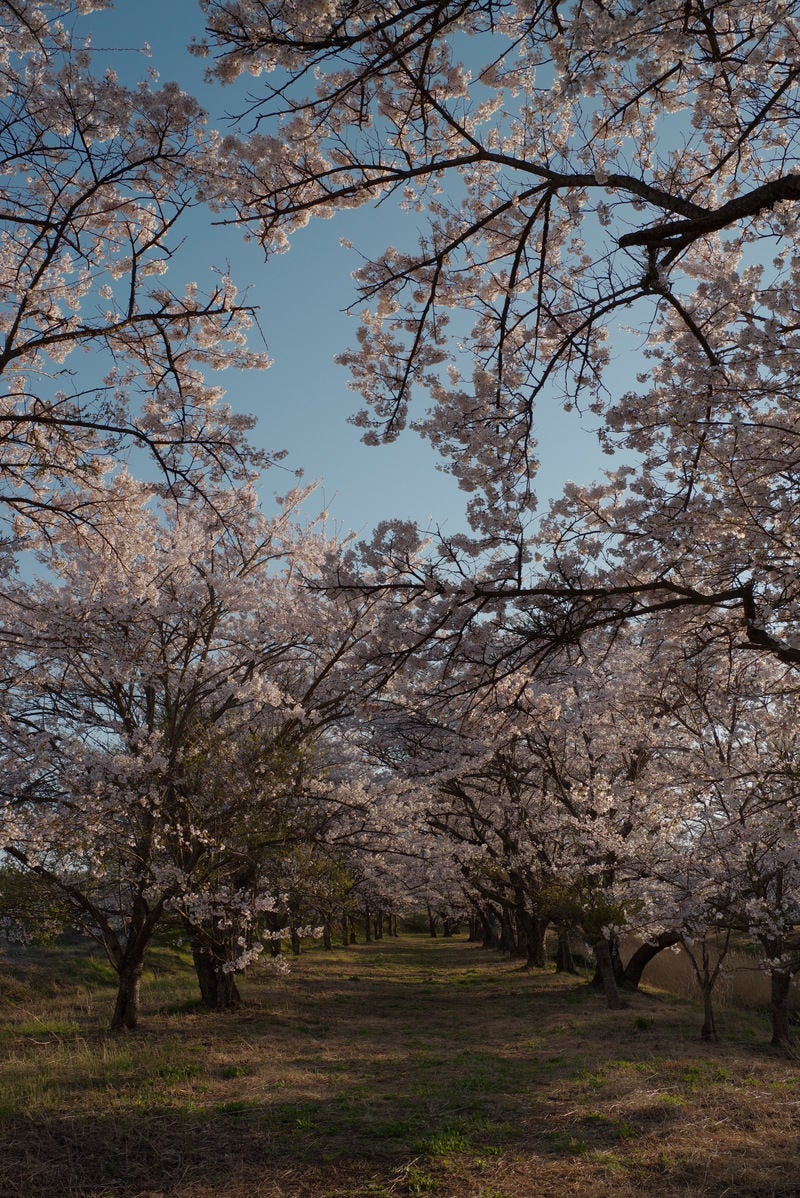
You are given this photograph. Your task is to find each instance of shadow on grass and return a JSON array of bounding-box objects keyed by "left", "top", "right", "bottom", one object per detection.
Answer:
[{"left": 2, "top": 937, "right": 798, "bottom": 1197}]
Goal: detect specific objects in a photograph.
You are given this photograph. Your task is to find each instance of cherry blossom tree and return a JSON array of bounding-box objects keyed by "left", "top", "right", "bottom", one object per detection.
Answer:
[
  {"left": 653, "top": 627, "right": 800, "bottom": 1047},
  {"left": 193, "top": 0, "right": 800, "bottom": 666},
  {"left": 0, "top": 1, "right": 270, "bottom": 545},
  {"left": 0, "top": 474, "right": 388, "bottom": 1027},
  {"left": 363, "top": 619, "right": 688, "bottom": 1005}
]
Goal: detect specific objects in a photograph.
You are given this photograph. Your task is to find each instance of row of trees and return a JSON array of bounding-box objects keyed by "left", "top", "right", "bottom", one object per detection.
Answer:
[{"left": 2, "top": 1, "right": 800, "bottom": 1047}]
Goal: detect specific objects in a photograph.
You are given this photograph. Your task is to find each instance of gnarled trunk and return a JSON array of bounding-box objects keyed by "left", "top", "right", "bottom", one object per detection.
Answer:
[
  {"left": 519, "top": 909, "right": 548, "bottom": 968},
  {"left": 623, "top": 931, "right": 681, "bottom": 989},
  {"left": 593, "top": 936, "right": 626, "bottom": 1009}
]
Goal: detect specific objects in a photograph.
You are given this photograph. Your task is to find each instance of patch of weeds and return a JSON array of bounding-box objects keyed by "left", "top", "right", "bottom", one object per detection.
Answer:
[
  {"left": 576, "top": 1067, "right": 606, "bottom": 1090},
  {"left": 546, "top": 1130, "right": 588, "bottom": 1155},
  {"left": 659, "top": 1093, "right": 686, "bottom": 1108},
  {"left": 416, "top": 1127, "right": 469, "bottom": 1156},
  {"left": 590, "top": 1150, "right": 633, "bottom": 1174},
  {"left": 634, "top": 1015, "right": 654, "bottom": 1030},
  {"left": 159, "top": 997, "right": 201, "bottom": 1015},
  {"left": 213, "top": 1098, "right": 260, "bottom": 1115},
  {"left": 582, "top": 1111, "right": 639, "bottom": 1140},
  {"left": 16, "top": 1018, "right": 80, "bottom": 1036},
  {"left": 677, "top": 1062, "right": 729, "bottom": 1090},
  {"left": 403, "top": 1164, "right": 439, "bottom": 1194},
  {"left": 85, "top": 958, "right": 116, "bottom": 984},
  {"left": 220, "top": 1063, "right": 250, "bottom": 1079},
  {"left": 770, "top": 1074, "right": 800, "bottom": 1091},
  {"left": 607, "top": 1058, "right": 646, "bottom": 1072},
  {"left": 155, "top": 1061, "right": 203, "bottom": 1083}
]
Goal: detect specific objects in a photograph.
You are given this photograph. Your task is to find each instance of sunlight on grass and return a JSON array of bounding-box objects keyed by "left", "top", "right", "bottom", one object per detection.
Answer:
[{"left": 1, "top": 934, "right": 798, "bottom": 1197}]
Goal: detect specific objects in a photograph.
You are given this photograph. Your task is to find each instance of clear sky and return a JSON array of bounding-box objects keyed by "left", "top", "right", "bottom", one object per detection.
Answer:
[{"left": 88, "top": 0, "right": 615, "bottom": 539}]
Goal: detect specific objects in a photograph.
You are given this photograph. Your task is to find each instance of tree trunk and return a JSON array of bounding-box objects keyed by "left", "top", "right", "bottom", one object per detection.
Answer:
[
  {"left": 555, "top": 926, "right": 577, "bottom": 974},
  {"left": 110, "top": 957, "right": 144, "bottom": 1031},
  {"left": 191, "top": 941, "right": 242, "bottom": 1011},
  {"left": 593, "top": 937, "right": 627, "bottom": 1009},
  {"left": 426, "top": 903, "right": 438, "bottom": 937},
  {"left": 481, "top": 909, "right": 501, "bottom": 949},
  {"left": 290, "top": 925, "right": 302, "bottom": 956},
  {"left": 519, "top": 910, "right": 547, "bottom": 968},
  {"left": 591, "top": 934, "right": 625, "bottom": 990},
  {"left": 499, "top": 908, "right": 517, "bottom": 954},
  {"left": 109, "top": 898, "right": 155, "bottom": 1031},
  {"left": 623, "top": 931, "right": 681, "bottom": 989},
  {"left": 340, "top": 910, "right": 349, "bottom": 947},
  {"left": 700, "top": 983, "right": 717, "bottom": 1042},
  {"left": 770, "top": 967, "right": 794, "bottom": 1049},
  {"left": 322, "top": 916, "right": 333, "bottom": 950}
]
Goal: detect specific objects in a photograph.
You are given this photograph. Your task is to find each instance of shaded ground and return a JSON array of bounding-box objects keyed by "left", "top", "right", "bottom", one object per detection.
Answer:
[{"left": 1, "top": 936, "right": 799, "bottom": 1197}]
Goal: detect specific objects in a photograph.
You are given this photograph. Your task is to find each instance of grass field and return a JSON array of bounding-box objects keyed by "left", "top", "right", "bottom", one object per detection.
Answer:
[{"left": 1, "top": 934, "right": 799, "bottom": 1197}]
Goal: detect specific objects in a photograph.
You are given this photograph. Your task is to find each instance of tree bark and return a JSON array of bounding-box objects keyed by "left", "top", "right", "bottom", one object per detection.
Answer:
[
  {"left": 555, "top": 926, "right": 577, "bottom": 974},
  {"left": 108, "top": 896, "right": 158, "bottom": 1031},
  {"left": 593, "top": 937, "right": 627, "bottom": 1009},
  {"left": 499, "top": 907, "right": 518, "bottom": 954},
  {"left": 591, "top": 934, "right": 625, "bottom": 990},
  {"left": 770, "top": 967, "right": 794, "bottom": 1050},
  {"left": 191, "top": 940, "right": 242, "bottom": 1011},
  {"left": 700, "top": 983, "right": 717, "bottom": 1042},
  {"left": 623, "top": 931, "right": 681, "bottom": 989},
  {"left": 110, "top": 957, "right": 144, "bottom": 1031},
  {"left": 426, "top": 903, "right": 438, "bottom": 938},
  {"left": 519, "top": 910, "right": 548, "bottom": 968}
]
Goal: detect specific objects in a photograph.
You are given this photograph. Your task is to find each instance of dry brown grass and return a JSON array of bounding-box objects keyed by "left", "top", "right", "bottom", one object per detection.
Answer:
[{"left": 1, "top": 935, "right": 799, "bottom": 1198}]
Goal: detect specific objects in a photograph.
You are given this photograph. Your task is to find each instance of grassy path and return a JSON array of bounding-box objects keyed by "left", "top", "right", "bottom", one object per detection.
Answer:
[{"left": 1, "top": 935, "right": 799, "bottom": 1197}]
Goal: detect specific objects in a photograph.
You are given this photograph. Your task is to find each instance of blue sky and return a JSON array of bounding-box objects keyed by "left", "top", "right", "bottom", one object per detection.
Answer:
[{"left": 88, "top": 1, "right": 613, "bottom": 539}]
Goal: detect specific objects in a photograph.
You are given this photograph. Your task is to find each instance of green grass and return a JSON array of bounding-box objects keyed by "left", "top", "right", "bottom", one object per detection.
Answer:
[{"left": 0, "top": 934, "right": 798, "bottom": 1197}]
